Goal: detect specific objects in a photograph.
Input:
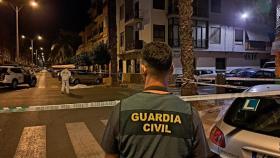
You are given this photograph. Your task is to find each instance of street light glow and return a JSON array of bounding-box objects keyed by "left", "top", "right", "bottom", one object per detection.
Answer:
[
  {"left": 0, "top": 0, "right": 3, "bottom": 3},
  {"left": 30, "top": 1, "right": 39, "bottom": 8},
  {"left": 21, "top": 35, "right": 26, "bottom": 39},
  {"left": 37, "top": 35, "right": 43, "bottom": 40},
  {"left": 40, "top": 47, "right": 44, "bottom": 51},
  {"left": 241, "top": 12, "right": 249, "bottom": 20}
]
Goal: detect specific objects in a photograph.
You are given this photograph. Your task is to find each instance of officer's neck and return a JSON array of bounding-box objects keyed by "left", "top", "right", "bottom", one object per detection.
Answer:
[{"left": 144, "top": 75, "right": 169, "bottom": 94}]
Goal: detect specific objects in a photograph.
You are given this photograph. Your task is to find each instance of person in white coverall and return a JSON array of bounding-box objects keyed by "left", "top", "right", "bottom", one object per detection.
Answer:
[{"left": 61, "top": 68, "right": 72, "bottom": 94}]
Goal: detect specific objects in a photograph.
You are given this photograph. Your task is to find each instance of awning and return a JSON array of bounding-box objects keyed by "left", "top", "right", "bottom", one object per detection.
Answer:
[{"left": 246, "top": 30, "right": 270, "bottom": 42}]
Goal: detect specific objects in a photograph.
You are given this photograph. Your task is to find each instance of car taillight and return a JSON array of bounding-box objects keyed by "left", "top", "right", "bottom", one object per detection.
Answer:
[{"left": 210, "top": 126, "right": 226, "bottom": 148}]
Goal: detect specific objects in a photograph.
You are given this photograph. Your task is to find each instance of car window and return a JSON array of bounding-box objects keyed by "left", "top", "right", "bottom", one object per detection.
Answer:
[
  {"left": 0, "top": 68, "right": 8, "bottom": 74},
  {"left": 224, "top": 97, "right": 280, "bottom": 137},
  {"left": 263, "top": 63, "right": 275, "bottom": 68},
  {"left": 263, "top": 71, "right": 275, "bottom": 78},
  {"left": 10, "top": 68, "right": 22, "bottom": 73},
  {"left": 254, "top": 71, "right": 263, "bottom": 78}
]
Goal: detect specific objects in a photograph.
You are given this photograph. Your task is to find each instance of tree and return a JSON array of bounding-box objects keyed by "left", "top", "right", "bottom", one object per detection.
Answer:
[
  {"left": 49, "top": 30, "right": 81, "bottom": 65},
  {"left": 76, "top": 53, "right": 93, "bottom": 70},
  {"left": 178, "top": 0, "right": 196, "bottom": 96},
  {"left": 93, "top": 43, "right": 111, "bottom": 66},
  {"left": 108, "top": 0, "right": 118, "bottom": 86}
]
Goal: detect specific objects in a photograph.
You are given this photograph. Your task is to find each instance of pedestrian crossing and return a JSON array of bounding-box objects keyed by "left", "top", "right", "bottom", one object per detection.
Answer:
[{"left": 10, "top": 121, "right": 107, "bottom": 158}]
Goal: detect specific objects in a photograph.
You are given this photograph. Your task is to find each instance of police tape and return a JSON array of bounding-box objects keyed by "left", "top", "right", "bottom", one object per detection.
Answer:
[
  {"left": 179, "top": 90, "right": 280, "bottom": 102},
  {"left": 0, "top": 90, "right": 280, "bottom": 113},
  {"left": 189, "top": 81, "right": 248, "bottom": 89},
  {"left": 195, "top": 77, "right": 280, "bottom": 82}
]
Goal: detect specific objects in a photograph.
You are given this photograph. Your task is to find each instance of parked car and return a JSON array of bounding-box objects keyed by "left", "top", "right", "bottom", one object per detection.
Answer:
[
  {"left": 263, "top": 61, "right": 276, "bottom": 71},
  {"left": 70, "top": 71, "right": 103, "bottom": 85},
  {"left": 194, "top": 69, "right": 217, "bottom": 83},
  {"left": 0, "top": 66, "right": 37, "bottom": 89},
  {"left": 209, "top": 84, "right": 280, "bottom": 158},
  {"left": 225, "top": 68, "right": 251, "bottom": 77},
  {"left": 227, "top": 69, "right": 275, "bottom": 87},
  {"left": 175, "top": 69, "right": 216, "bottom": 87}
]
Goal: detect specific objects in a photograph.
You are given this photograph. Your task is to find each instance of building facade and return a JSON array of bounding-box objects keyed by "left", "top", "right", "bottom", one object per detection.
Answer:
[
  {"left": 77, "top": 0, "right": 109, "bottom": 55},
  {"left": 116, "top": 0, "right": 275, "bottom": 76},
  {"left": 272, "top": 0, "right": 280, "bottom": 77}
]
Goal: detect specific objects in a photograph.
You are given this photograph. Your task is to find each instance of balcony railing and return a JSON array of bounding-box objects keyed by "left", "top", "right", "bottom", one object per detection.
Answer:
[
  {"left": 126, "top": 40, "right": 143, "bottom": 51},
  {"left": 245, "top": 41, "right": 267, "bottom": 51}
]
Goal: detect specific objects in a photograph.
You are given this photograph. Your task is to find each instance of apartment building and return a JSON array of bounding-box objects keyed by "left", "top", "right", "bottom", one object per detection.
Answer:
[
  {"left": 76, "top": 0, "right": 109, "bottom": 55},
  {"left": 272, "top": 0, "right": 280, "bottom": 76},
  {"left": 116, "top": 0, "right": 275, "bottom": 76}
]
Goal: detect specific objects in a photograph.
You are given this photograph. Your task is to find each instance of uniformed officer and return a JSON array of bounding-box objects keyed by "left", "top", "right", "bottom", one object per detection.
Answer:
[
  {"left": 102, "top": 42, "right": 211, "bottom": 158},
  {"left": 60, "top": 68, "right": 71, "bottom": 94}
]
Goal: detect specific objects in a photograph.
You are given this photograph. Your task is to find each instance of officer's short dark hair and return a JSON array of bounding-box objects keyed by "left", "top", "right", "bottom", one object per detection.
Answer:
[{"left": 141, "top": 42, "right": 172, "bottom": 73}]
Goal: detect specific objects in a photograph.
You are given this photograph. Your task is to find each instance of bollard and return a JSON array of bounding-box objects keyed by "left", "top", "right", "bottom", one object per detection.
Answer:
[{"left": 216, "top": 73, "right": 226, "bottom": 94}]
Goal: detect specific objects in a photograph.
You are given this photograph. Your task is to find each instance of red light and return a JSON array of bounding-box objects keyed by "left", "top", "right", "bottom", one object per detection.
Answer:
[{"left": 210, "top": 126, "right": 226, "bottom": 148}]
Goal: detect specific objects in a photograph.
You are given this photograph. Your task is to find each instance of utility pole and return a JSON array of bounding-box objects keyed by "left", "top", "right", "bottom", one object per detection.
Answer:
[
  {"left": 31, "top": 39, "right": 34, "bottom": 64},
  {"left": 16, "top": 6, "right": 19, "bottom": 63}
]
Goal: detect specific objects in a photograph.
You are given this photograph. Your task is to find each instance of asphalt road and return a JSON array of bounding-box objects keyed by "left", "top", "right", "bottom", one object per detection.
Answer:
[
  {"left": 0, "top": 105, "right": 226, "bottom": 158},
  {"left": 0, "top": 72, "right": 139, "bottom": 107},
  {"left": 0, "top": 71, "right": 228, "bottom": 157}
]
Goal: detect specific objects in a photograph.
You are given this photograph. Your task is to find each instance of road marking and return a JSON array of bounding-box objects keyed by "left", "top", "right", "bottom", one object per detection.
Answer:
[
  {"left": 14, "top": 126, "right": 46, "bottom": 158},
  {"left": 66, "top": 122, "right": 105, "bottom": 158},
  {"left": 100, "top": 120, "right": 108, "bottom": 126}
]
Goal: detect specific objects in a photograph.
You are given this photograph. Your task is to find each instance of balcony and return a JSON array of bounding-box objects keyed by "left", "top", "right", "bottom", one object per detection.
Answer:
[
  {"left": 125, "top": 11, "right": 143, "bottom": 26},
  {"left": 245, "top": 41, "right": 268, "bottom": 51},
  {"left": 126, "top": 40, "right": 143, "bottom": 51}
]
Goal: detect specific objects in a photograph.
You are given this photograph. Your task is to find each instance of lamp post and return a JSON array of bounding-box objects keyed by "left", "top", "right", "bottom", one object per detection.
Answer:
[
  {"left": 0, "top": 0, "right": 39, "bottom": 63},
  {"left": 21, "top": 35, "right": 43, "bottom": 65}
]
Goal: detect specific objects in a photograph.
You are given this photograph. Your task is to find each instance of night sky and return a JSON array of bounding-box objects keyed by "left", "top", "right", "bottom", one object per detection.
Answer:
[{"left": 0, "top": 0, "right": 92, "bottom": 51}]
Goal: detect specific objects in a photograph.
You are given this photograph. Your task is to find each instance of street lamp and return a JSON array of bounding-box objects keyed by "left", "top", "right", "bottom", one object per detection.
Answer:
[
  {"left": 0, "top": 0, "right": 39, "bottom": 63},
  {"left": 21, "top": 35, "right": 43, "bottom": 65}
]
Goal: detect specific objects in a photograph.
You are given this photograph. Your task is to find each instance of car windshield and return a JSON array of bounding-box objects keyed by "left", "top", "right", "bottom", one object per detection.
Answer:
[{"left": 224, "top": 97, "right": 280, "bottom": 137}]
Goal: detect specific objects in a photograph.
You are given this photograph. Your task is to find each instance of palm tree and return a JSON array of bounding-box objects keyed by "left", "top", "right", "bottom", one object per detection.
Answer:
[
  {"left": 50, "top": 30, "right": 81, "bottom": 65},
  {"left": 178, "top": 0, "right": 196, "bottom": 96}
]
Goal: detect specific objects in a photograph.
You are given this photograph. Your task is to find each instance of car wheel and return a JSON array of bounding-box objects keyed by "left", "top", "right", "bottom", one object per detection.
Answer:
[
  {"left": 29, "top": 79, "right": 37, "bottom": 87},
  {"left": 11, "top": 79, "right": 18, "bottom": 89},
  {"left": 74, "top": 79, "right": 80, "bottom": 85}
]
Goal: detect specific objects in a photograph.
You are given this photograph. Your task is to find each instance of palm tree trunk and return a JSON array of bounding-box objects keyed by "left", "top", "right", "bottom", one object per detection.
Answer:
[
  {"left": 108, "top": 0, "right": 118, "bottom": 86},
  {"left": 179, "top": 0, "right": 196, "bottom": 96}
]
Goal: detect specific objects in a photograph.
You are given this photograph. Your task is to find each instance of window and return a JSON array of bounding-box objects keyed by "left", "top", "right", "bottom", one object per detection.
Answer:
[
  {"left": 120, "top": 32, "right": 124, "bottom": 47},
  {"left": 192, "top": 20, "right": 208, "bottom": 48},
  {"left": 11, "top": 68, "right": 22, "bottom": 73},
  {"left": 120, "top": 5, "right": 124, "bottom": 20},
  {"left": 211, "top": 0, "right": 221, "bottom": 13},
  {"left": 0, "top": 68, "right": 7, "bottom": 74},
  {"left": 153, "top": 25, "right": 165, "bottom": 42},
  {"left": 224, "top": 97, "right": 280, "bottom": 137},
  {"left": 153, "top": 0, "right": 165, "bottom": 10},
  {"left": 168, "top": 18, "right": 180, "bottom": 47},
  {"left": 235, "top": 29, "right": 243, "bottom": 43},
  {"left": 210, "top": 27, "right": 221, "bottom": 44}
]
